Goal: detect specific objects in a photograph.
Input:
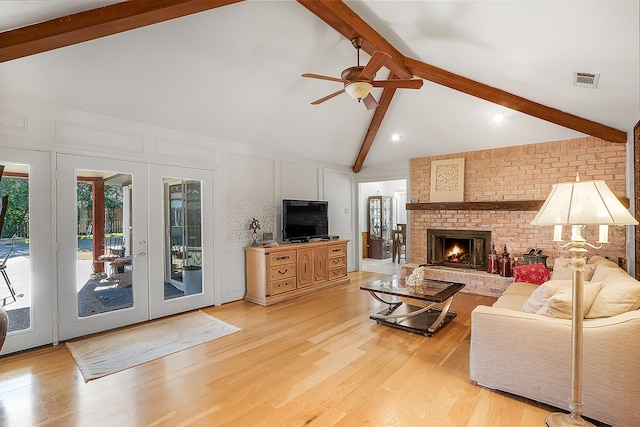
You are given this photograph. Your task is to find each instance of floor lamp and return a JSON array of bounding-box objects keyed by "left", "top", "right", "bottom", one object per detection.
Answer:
[{"left": 531, "top": 174, "right": 638, "bottom": 427}]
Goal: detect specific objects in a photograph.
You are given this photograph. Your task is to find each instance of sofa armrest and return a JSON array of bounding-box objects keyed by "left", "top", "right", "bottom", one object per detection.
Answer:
[{"left": 470, "top": 305, "right": 640, "bottom": 427}]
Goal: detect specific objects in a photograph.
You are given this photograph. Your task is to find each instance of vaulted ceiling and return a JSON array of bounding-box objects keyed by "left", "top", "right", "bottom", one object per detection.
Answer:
[{"left": 1, "top": 1, "right": 638, "bottom": 172}]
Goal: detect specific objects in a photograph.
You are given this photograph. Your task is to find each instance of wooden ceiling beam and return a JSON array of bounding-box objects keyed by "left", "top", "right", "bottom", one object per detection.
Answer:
[
  {"left": 300, "top": 0, "right": 628, "bottom": 171},
  {"left": 0, "top": 0, "right": 243, "bottom": 63},
  {"left": 405, "top": 58, "right": 627, "bottom": 143},
  {"left": 297, "top": 0, "right": 413, "bottom": 79},
  {"left": 353, "top": 81, "right": 398, "bottom": 173}
]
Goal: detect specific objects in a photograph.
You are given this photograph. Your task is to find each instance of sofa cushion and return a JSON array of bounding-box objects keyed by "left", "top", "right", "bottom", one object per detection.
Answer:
[
  {"left": 493, "top": 294, "right": 531, "bottom": 311},
  {"left": 521, "top": 279, "right": 573, "bottom": 313},
  {"left": 536, "top": 281, "right": 602, "bottom": 319},
  {"left": 587, "top": 255, "right": 619, "bottom": 268},
  {"left": 586, "top": 265, "right": 640, "bottom": 318},
  {"left": 551, "top": 257, "right": 596, "bottom": 281},
  {"left": 501, "top": 282, "right": 539, "bottom": 297},
  {"left": 513, "top": 263, "right": 549, "bottom": 285}
]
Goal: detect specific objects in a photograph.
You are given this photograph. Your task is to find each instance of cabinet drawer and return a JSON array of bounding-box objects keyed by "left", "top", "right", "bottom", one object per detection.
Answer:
[
  {"left": 328, "top": 255, "right": 346, "bottom": 269},
  {"left": 269, "top": 264, "right": 296, "bottom": 281},
  {"left": 328, "top": 243, "right": 347, "bottom": 258},
  {"left": 268, "top": 250, "right": 296, "bottom": 266},
  {"left": 328, "top": 266, "right": 347, "bottom": 280},
  {"left": 269, "top": 278, "right": 297, "bottom": 295}
]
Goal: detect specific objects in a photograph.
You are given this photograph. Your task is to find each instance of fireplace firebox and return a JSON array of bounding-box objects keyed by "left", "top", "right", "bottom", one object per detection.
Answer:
[{"left": 427, "top": 229, "right": 491, "bottom": 270}]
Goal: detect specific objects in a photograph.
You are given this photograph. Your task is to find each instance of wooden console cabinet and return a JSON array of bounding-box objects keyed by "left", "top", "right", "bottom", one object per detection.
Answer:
[{"left": 244, "top": 239, "right": 350, "bottom": 306}]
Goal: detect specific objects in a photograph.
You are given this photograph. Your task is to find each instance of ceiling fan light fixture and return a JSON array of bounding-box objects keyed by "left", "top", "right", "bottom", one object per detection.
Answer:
[{"left": 344, "top": 81, "right": 373, "bottom": 100}]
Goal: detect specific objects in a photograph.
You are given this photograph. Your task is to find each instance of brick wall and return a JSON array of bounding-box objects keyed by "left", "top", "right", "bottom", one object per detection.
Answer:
[{"left": 409, "top": 137, "right": 628, "bottom": 267}]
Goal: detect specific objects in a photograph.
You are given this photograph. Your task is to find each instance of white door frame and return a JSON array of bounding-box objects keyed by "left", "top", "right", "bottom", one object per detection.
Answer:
[
  {"left": 56, "top": 154, "right": 149, "bottom": 341},
  {"left": 148, "top": 165, "right": 214, "bottom": 318},
  {"left": 0, "top": 148, "right": 54, "bottom": 354}
]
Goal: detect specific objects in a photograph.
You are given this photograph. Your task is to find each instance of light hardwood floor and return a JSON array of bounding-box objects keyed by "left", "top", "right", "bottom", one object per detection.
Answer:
[{"left": 1, "top": 271, "right": 559, "bottom": 426}]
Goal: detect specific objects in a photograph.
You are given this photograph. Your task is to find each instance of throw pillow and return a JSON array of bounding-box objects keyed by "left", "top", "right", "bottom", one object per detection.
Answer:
[
  {"left": 513, "top": 263, "right": 549, "bottom": 285},
  {"left": 551, "top": 257, "right": 596, "bottom": 281},
  {"left": 521, "top": 279, "right": 573, "bottom": 313},
  {"left": 536, "top": 281, "right": 603, "bottom": 319},
  {"left": 587, "top": 255, "right": 619, "bottom": 269},
  {"left": 590, "top": 264, "right": 622, "bottom": 283},
  {"left": 585, "top": 268, "right": 640, "bottom": 318}
]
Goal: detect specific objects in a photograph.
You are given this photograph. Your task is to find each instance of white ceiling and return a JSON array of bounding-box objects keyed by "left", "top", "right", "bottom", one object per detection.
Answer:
[{"left": 0, "top": 1, "right": 638, "bottom": 170}]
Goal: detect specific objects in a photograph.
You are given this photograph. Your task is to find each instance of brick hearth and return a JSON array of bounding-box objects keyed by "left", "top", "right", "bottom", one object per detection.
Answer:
[{"left": 402, "top": 263, "right": 514, "bottom": 297}]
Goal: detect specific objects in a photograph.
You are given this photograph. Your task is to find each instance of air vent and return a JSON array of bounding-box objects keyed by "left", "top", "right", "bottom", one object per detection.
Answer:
[{"left": 574, "top": 72, "right": 600, "bottom": 88}]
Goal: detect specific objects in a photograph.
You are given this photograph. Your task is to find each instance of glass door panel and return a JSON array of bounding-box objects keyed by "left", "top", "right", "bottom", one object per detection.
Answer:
[
  {"left": 76, "top": 172, "right": 133, "bottom": 318},
  {"left": 166, "top": 179, "right": 202, "bottom": 298},
  {"left": 57, "top": 155, "right": 148, "bottom": 341},
  {"left": 0, "top": 150, "right": 53, "bottom": 355},
  {"left": 148, "top": 166, "right": 213, "bottom": 319}
]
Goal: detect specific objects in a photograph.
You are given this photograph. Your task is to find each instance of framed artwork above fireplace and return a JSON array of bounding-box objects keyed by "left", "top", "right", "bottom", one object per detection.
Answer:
[{"left": 430, "top": 158, "right": 465, "bottom": 202}]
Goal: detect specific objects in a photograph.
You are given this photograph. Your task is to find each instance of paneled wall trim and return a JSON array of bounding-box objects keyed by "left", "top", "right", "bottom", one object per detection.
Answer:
[
  {"left": 56, "top": 120, "right": 145, "bottom": 154},
  {"left": 409, "top": 137, "right": 629, "bottom": 266},
  {"left": 0, "top": 109, "right": 28, "bottom": 132}
]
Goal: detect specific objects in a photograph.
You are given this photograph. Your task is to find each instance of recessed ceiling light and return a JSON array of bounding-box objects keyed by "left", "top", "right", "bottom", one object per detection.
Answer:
[
  {"left": 391, "top": 133, "right": 402, "bottom": 142},
  {"left": 492, "top": 113, "right": 505, "bottom": 123}
]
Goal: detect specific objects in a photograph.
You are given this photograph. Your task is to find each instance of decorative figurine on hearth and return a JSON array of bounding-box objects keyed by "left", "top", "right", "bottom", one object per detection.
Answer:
[
  {"left": 499, "top": 244, "right": 512, "bottom": 277},
  {"left": 487, "top": 241, "right": 499, "bottom": 274},
  {"left": 249, "top": 218, "right": 261, "bottom": 247}
]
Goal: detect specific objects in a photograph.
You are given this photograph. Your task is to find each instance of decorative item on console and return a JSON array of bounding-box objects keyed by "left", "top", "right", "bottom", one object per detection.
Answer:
[
  {"left": 522, "top": 248, "right": 549, "bottom": 267},
  {"left": 499, "top": 244, "right": 512, "bottom": 277},
  {"left": 249, "top": 218, "right": 261, "bottom": 247},
  {"left": 486, "top": 242, "right": 499, "bottom": 274},
  {"left": 262, "top": 232, "right": 274, "bottom": 245}
]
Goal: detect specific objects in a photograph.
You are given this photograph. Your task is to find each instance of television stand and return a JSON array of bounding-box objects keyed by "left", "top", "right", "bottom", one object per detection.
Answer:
[{"left": 244, "top": 239, "right": 350, "bottom": 306}]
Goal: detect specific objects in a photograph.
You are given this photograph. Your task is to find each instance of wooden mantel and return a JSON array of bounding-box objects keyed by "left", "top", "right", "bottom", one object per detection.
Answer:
[{"left": 406, "top": 198, "right": 631, "bottom": 212}]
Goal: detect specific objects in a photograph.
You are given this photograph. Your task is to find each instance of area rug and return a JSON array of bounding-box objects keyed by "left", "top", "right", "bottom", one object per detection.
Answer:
[{"left": 65, "top": 310, "right": 241, "bottom": 381}]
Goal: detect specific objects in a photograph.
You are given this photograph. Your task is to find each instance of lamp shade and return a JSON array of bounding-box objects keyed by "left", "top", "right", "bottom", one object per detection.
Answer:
[
  {"left": 344, "top": 81, "right": 373, "bottom": 100},
  {"left": 531, "top": 177, "right": 638, "bottom": 226}
]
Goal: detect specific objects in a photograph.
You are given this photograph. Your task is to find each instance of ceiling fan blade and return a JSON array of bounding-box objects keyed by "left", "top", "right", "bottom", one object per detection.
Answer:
[
  {"left": 373, "top": 79, "right": 423, "bottom": 89},
  {"left": 358, "top": 51, "right": 392, "bottom": 81},
  {"left": 311, "top": 89, "right": 345, "bottom": 105},
  {"left": 362, "top": 93, "right": 378, "bottom": 110},
  {"left": 302, "top": 73, "right": 347, "bottom": 83}
]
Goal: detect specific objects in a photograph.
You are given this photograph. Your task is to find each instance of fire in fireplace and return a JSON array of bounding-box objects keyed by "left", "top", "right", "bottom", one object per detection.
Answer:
[{"left": 427, "top": 229, "right": 491, "bottom": 270}]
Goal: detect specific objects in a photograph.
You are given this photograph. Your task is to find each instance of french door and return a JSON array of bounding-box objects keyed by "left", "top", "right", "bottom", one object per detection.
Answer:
[
  {"left": 148, "top": 165, "right": 214, "bottom": 318},
  {"left": 57, "top": 155, "right": 149, "bottom": 340},
  {"left": 0, "top": 149, "right": 53, "bottom": 355},
  {"left": 56, "top": 156, "right": 214, "bottom": 340}
]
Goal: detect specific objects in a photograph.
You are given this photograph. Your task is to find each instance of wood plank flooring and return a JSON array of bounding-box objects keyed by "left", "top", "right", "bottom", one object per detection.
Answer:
[{"left": 0, "top": 271, "right": 559, "bottom": 426}]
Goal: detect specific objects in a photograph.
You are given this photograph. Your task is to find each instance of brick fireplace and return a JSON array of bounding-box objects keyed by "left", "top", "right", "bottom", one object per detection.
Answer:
[
  {"left": 409, "top": 137, "right": 629, "bottom": 268},
  {"left": 427, "top": 229, "right": 491, "bottom": 270}
]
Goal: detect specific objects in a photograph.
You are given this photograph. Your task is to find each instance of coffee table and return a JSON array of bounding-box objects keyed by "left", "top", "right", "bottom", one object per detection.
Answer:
[{"left": 360, "top": 275, "right": 465, "bottom": 337}]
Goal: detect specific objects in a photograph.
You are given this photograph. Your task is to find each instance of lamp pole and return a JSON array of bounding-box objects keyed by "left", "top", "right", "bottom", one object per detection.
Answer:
[{"left": 546, "top": 236, "right": 591, "bottom": 427}]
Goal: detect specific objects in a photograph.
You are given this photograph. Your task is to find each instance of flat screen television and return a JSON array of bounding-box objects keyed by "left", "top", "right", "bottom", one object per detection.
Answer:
[{"left": 282, "top": 199, "right": 329, "bottom": 242}]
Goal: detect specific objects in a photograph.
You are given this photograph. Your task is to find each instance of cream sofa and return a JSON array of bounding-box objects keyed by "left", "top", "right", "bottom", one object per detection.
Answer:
[{"left": 470, "top": 256, "right": 640, "bottom": 427}]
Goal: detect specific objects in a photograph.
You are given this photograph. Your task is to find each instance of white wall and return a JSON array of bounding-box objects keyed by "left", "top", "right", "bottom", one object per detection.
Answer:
[{"left": 0, "top": 96, "right": 356, "bottom": 305}]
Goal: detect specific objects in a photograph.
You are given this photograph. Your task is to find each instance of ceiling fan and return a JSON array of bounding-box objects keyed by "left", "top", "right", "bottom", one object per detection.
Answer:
[{"left": 302, "top": 37, "right": 423, "bottom": 110}]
